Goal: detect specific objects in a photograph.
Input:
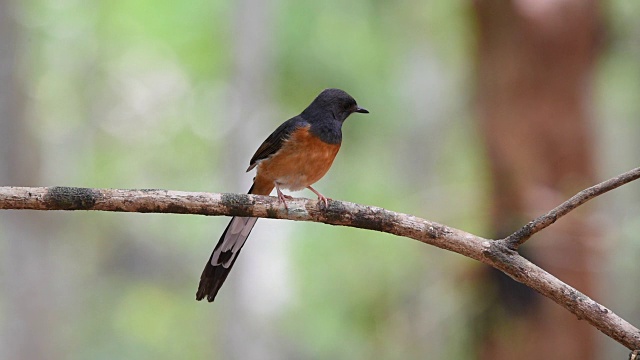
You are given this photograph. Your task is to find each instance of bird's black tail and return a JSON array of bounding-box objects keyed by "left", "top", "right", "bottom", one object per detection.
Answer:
[{"left": 196, "top": 185, "right": 259, "bottom": 302}]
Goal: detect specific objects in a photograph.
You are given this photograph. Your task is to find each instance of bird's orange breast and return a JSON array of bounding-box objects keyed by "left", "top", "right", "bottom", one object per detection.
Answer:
[{"left": 253, "top": 126, "right": 341, "bottom": 192}]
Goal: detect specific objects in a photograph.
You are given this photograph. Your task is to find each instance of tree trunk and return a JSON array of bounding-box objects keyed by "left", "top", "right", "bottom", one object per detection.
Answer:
[
  {"left": 216, "top": 0, "right": 292, "bottom": 358},
  {"left": 0, "top": 1, "right": 60, "bottom": 359},
  {"left": 472, "top": 1, "right": 604, "bottom": 359}
]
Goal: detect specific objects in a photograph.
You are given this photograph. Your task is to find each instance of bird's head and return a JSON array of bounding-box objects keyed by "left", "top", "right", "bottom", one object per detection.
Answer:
[{"left": 303, "top": 88, "right": 369, "bottom": 122}]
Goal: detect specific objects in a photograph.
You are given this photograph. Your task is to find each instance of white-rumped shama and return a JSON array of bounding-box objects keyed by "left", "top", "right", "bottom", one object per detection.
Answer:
[{"left": 196, "top": 88, "right": 368, "bottom": 302}]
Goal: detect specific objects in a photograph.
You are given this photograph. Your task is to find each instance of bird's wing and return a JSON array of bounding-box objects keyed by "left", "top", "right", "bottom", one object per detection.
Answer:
[{"left": 247, "top": 117, "right": 307, "bottom": 172}]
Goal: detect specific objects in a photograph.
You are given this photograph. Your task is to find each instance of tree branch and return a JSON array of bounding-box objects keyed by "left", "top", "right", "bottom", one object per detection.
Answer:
[
  {"left": 0, "top": 181, "right": 639, "bottom": 351},
  {"left": 505, "top": 166, "right": 640, "bottom": 249}
]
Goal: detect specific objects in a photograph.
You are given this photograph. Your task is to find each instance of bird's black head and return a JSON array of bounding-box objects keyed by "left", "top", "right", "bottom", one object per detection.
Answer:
[{"left": 302, "top": 88, "right": 369, "bottom": 122}]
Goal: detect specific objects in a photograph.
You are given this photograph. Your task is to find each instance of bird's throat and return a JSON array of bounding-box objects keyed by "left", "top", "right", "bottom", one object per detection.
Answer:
[{"left": 309, "top": 120, "right": 342, "bottom": 145}]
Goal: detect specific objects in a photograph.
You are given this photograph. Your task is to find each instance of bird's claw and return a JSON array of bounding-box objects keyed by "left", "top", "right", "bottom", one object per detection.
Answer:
[
  {"left": 277, "top": 194, "right": 291, "bottom": 210},
  {"left": 317, "top": 194, "right": 330, "bottom": 208},
  {"left": 276, "top": 187, "right": 292, "bottom": 210}
]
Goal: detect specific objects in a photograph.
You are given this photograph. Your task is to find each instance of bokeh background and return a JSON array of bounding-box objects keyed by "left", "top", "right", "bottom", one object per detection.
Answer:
[{"left": 1, "top": 0, "right": 639, "bottom": 359}]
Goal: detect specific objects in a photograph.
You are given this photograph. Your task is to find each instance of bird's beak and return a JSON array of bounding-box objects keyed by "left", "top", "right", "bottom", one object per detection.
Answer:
[{"left": 355, "top": 106, "right": 369, "bottom": 114}]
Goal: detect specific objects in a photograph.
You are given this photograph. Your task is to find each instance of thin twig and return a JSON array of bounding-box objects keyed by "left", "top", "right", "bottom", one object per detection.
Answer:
[{"left": 505, "top": 167, "right": 640, "bottom": 249}]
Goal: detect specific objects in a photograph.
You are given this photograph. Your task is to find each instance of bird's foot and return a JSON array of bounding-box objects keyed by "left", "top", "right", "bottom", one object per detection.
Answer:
[
  {"left": 276, "top": 186, "right": 292, "bottom": 210},
  {"left": 307, "top": 186, "right": 330, "bottom": 208},
  {"left": 317, "top": 194, "right": 330, "bottom": 208}
]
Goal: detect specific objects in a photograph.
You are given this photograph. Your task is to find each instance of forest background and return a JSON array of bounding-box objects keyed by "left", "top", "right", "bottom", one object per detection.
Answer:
[{"left": 1, "top": 1, "right": 639, "bottom": 359}]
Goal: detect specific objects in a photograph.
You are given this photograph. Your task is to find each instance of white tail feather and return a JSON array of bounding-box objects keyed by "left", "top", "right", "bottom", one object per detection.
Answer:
[{"left": 211, "top": 217, "right": 258, "bottom": 268}]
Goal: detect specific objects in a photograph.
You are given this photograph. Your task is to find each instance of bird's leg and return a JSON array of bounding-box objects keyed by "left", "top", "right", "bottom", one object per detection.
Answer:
[
  {"left": 275, "top": 183, "right": 293, "bottom": 210},
  {"left": 307, "top": 185, "right": 329, "bottom": 208}
]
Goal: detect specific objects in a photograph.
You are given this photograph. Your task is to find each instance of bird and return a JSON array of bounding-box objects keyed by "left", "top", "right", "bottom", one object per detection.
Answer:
[{"left": 196, "top": 88, "right": 369, "bottom": 302}]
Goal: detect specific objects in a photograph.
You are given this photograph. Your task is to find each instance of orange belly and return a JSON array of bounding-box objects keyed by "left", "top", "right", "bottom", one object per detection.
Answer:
[{"left": 253, "top": 127, "right": 341, "bottom": 192}]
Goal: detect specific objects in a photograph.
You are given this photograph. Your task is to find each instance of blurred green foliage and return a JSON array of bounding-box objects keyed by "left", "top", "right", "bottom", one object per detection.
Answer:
[{"left": 2, "top": 0, "right": 640, "bottom": 359}]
